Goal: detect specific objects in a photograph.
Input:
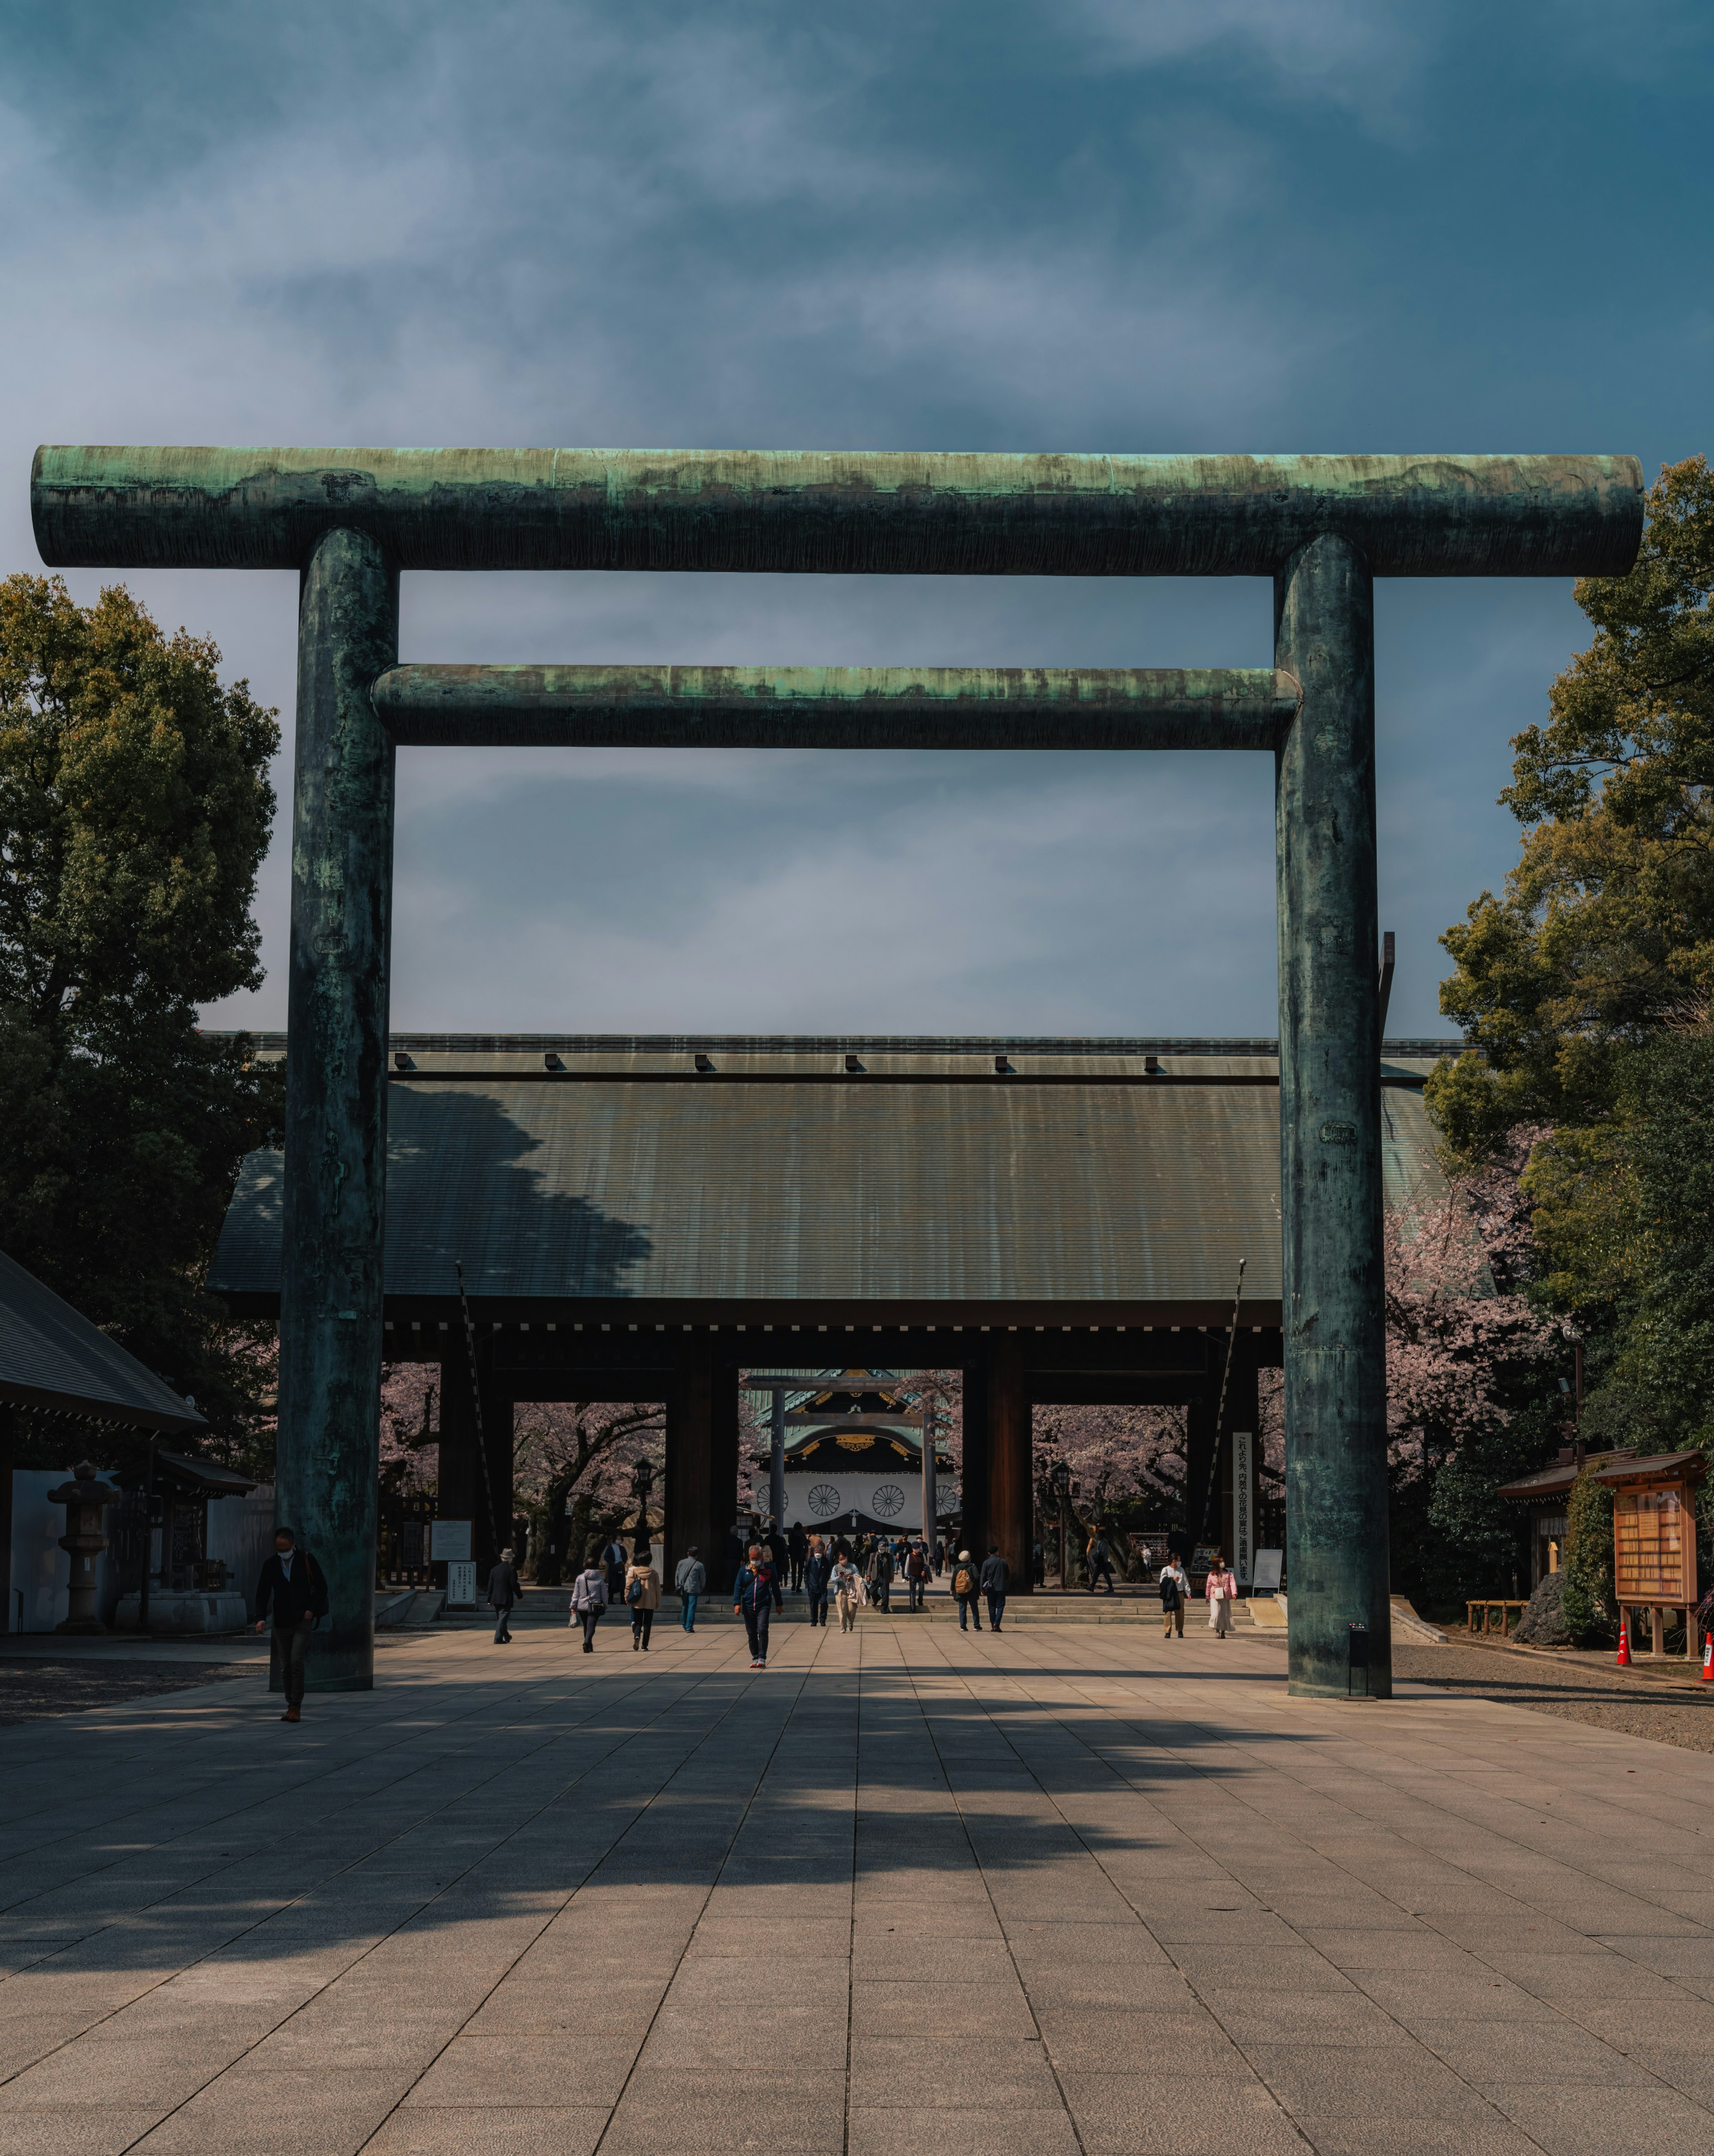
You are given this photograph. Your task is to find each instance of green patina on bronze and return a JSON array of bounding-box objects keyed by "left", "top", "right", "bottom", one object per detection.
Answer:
[
  {"left": 33, "top": 447, "right": 1641, "bottom": 578},
  {"left": 370, "top": 664, "right": 1299, "bottom": 749},
  {"left": 31, "top": 441, "right": 1645, "bottom": 1696},
  {"left": 275, "top": 528, "right": 397, "bottom": 1693},
  {"left": 1275, "top": 535, "right": 1391, "bottom": 1700}
]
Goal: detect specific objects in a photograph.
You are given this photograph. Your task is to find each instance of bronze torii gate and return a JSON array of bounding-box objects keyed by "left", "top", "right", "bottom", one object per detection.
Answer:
[{"left": 33, "top": 446, "right": 1641, "bottom": 1699}]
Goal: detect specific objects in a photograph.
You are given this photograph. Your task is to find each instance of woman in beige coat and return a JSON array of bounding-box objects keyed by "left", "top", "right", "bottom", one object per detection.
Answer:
[{"left": 625, "top": 1546, "right": 662, "bottom": 1651}]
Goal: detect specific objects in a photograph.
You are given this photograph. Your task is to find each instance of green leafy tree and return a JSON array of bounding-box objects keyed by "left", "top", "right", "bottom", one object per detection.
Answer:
[
  {"left": 0, "top": 575, "right": 282, "bottom": 1470},
  {"left": 1560, "top": 1466, "right": 1615, "bottom": 1647},
  {"left": 1429, "top": 456, "right": 1714, "bottom": 1156}
]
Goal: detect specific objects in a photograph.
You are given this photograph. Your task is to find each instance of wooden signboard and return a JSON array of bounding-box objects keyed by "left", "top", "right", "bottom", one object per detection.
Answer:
[
  {"left": 1592, "top": 1452, "right": 1706, "bottom": 1658},
  {"left": 1613, "top": 1486, "right": 1694, "bottom": 1606}
]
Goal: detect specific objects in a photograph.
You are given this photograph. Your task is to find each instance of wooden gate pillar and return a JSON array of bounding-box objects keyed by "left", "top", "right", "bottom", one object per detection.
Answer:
[
  {"left": 664, "top": 1340, "right": 714, "bottom": 1587},
  {"left": 987, "top": 1335, "right": 1031, "bottom": 1593}
]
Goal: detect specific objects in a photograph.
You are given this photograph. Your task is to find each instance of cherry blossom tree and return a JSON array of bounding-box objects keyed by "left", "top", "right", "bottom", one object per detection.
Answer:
[{"left": 1384, "top": 1133, "right": 1559, "bottom": 1480}]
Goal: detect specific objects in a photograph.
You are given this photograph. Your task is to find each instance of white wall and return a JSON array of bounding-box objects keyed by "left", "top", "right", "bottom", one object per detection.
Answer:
[
  {"left": 206, "top": 1486, "right": 276, "bottom": 1616},
  {"left": 779, "top": 1469, "right": 934, "bottom": 1534}
]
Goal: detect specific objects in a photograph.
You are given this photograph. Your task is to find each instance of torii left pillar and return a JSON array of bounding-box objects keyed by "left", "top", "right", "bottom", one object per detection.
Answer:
[{"left": 275, "top": 529, "right": 398, "bottom": 1690}]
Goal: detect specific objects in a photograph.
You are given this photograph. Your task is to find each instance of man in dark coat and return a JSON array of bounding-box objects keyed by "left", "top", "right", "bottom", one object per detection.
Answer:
[
  {"left": 979, "top": 1543, "right": 1010, "bottom": 1633},
  {"left": 733, "top": 1542, "right": 784, "bottom": 1668},
  {"left": 803, "top": 1537, "right": 833, "bottom": 1627},
  {"left": 786, "top": 1521, "right": 809, "bottom": 1591},
  {"left": 254, "top": 1527, "right": 329, "bottom": 1722},
  {"left": 487, "top": 1545, "right": 523, "bottom": 1643}
]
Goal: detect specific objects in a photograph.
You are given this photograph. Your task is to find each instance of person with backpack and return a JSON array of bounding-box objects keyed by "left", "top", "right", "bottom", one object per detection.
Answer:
[
  {"left": 625, "top": 1545, "right": 662, "bottom": 1651},
  {"left": 904, "top": 1539, "right": 930, "bottom": 1612},
  {"left": 734, "top": 1542, "right": 784, "bottom": 1668},
  {"left": 674, "top": 1545, "right": 706, "bottom": 1633},
  {"left": 979, "top": 1543, "right": 1010, "bottom": 1632},
  {"left": 803, "top": 1537, "right": 833, "bottom": 1627},
  {"left": 1204, "top": 1551, "right": 1238, "bottom": 1638},
  {"left": 1086, "top": 1530, "right": 1116, "bottom": 1596},
  {"left": 950, "top": 1549, "right": 982, "bottom": 1632},
  {"left": 571, "top": 1551, "right": 608, "bottom": 1652},
  {"left": 865, "top": 1540, "right": 894, "bottom": 1613},
  {"left": 787, "top": 1521, "right": 809, "bottom": 1592},
  {"left": 487, "top": 1544, "right": 523, "bottom": 1643},
  {"left": 1159, "top": 1553, "right": 1189, "bottom": 1639},
  {"left": 253, "top": 1526, "right": 330, "bottom": 1723}
]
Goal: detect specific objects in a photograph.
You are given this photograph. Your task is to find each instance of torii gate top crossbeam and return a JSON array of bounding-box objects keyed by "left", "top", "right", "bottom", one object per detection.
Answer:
[{"left": 33, "top": 446, "right": 1640, "bottom": 579}]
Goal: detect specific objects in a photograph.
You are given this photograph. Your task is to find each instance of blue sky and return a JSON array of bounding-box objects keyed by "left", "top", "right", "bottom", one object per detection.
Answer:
[{"left": 3, "top": 0, "right": 1708, "bottom": 1037}]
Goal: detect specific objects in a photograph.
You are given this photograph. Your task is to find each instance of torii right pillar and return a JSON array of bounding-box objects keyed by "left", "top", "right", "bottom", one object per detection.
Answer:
[{"left": 1275, "top": 534, "right": 1390, "bottom": 1699}]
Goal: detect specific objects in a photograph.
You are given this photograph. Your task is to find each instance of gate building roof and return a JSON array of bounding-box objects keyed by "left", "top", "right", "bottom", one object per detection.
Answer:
[{"left": 209, "top": 1037, "right": 1456, "bottom": 1332}]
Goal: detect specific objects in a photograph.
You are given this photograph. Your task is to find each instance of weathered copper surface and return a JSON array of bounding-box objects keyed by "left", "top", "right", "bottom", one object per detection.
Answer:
[
  {"left": 1275, "top": 534, "right": 1391, "bottom": 1700},
  {"left": 35, "top": 435, "right": 1644, "bottom": 1687},
  {"left": 371, "top": 664, "right": 1298, "bottom": 749},
  {"left": 33, "top": 446, "right": 1641, "bottom": 577},
  {"left": 273, "top": 530, "right": 397, "bottom": 1693}
]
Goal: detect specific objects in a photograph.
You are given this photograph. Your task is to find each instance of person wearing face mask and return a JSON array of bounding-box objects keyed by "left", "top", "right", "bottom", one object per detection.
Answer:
[
  {"left": 253, "top": 1526, "right": 329, "bottom": 1723},
  {"left": 832, "top": 1551, "right": 862, "bottom": 1635},
  {"left": 1159, "top": 1554, "right": 1190, "bottom": 1639}
]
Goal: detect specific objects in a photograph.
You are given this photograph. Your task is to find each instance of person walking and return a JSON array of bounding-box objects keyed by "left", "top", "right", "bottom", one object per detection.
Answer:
[
  {"left": 832, "top": 1551, "right": 861, "bottom": 1634},
  {"left": 625, "top": 1545, "right": 662, "bottom": 1651},
  {"left": 1205, "top": 1552, "right": 1238, "bottom": 1638},
  {"left": 804, "top": 1537, "right": 833, "bottom": 1627},
  {"left": 866, "top": 1539, "right": 894, "bottom": 1614},
  {"left": 602, "top": 1534, "right": 627, "bottom": 1605},
  {"left": 487, "top": 1544, "right": 523, "bottom": 1643},
  {"left": 979, "top": 1543, "right": 1010, "bottom": 1633},
  {"left": 1159, "top": 1553, "right": 1189, "bottom": 1639},
  {"left": 674, "top": 1545, "right": 706, "bottom": 1633},
  {"left": 734, "top": 1542, "right": 784, "bottom": 1668},
  {"left": 766, "top": 1521, "right": 790, "bottom": 1585},
  {"left": 787, "top": 1521, "right": 809, "bottom": 1592},
  {"left": 253, "top": 1526, "right": 329, "bottom": 1723},
  {"left": 1086, "top": 1530, "right": 1116, "bottom": 1596},
  {"left": 571, "top": 1551, "right": 608, "bottom": 1652},
  {"left": 950, "top": 1549, "right": 982, "bottom": 1633},
  {"left": 904, "top": 1539, "right": 929, "bottom": 1612}
]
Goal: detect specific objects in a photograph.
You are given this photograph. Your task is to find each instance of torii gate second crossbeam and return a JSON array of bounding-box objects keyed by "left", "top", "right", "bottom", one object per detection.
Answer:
[{"left": 33, "top": 445, "right": 1643, "bottom": 1700}]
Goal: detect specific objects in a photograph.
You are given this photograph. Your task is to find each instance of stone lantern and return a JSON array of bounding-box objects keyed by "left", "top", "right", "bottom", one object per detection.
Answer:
[{"left": 48, "top": 1461, "right": 120, "bottom": 1635}]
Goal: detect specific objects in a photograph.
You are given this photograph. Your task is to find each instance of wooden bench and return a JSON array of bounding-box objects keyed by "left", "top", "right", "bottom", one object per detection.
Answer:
[{"left": 1466, "top": 1598, "right": 1530, "bottom": 1638}]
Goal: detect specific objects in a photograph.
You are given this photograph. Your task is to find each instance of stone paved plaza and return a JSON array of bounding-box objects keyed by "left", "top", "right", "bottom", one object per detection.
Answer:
[{"left": 3, "top": 1616, "right": 1714, "bottom": 2156}]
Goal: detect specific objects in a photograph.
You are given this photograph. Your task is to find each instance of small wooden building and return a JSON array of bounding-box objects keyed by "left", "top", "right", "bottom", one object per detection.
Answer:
[{"left": 1496, "top": 1449, "right": 1628, "bottom": 1591}]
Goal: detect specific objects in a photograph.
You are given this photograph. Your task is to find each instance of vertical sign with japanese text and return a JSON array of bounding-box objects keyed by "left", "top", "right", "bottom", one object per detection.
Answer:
[{"left": 1232, "top": 1433, "right": 1254, "bottom": 1588}]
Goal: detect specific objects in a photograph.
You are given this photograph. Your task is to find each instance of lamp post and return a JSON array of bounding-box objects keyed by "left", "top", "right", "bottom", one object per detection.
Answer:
[
  {"left": 921, "top": 1401, "right": 939, "bottom": 1572},
  {"left": 632, "top": 1455, "right": 655, "bottom": 1554},
  {"left": 1051, "top": 1460, "right": 1069, "bottom": 1591}
]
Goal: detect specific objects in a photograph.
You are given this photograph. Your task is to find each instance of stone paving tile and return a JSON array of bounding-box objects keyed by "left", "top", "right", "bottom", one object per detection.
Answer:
[
  {"left": 0, "top": 2106, "right": 175, "bottom": 2155},
  {"left": 3, "top": 1622, "right": 1714, "bottom": 2155},
  {"left": 1054, "top": 2070, "right": 1307, "bottom": 2156},
  {"left": 360, "top": 2104, "right": 609, "bottom": 2155}
]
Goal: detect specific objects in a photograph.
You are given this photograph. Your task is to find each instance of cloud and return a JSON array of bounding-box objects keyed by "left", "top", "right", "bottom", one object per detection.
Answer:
[{"left": 1065, "top": 0, "right": 1426, "bottom": 125}]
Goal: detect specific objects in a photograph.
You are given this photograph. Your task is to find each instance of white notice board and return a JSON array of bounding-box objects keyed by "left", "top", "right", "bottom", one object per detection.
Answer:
[
  {"left": 445, "top": 1560, "right": 478, "bottom": 1607},
  {"left": 1253, "top": 1547, "right": 1283, "bottom": 1596},
  {"left": 431, "top": 1519, "right": 472, "bottom": 1561}
]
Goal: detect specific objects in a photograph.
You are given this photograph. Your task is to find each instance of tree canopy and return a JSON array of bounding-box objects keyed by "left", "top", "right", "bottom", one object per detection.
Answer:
[
  {"left": 0, "top": 575, "right": 282, "bottom": 1467},
  {"left": 1430, "top": 457, "right": 1714, "bottom": 1153},
  {"left": 1423, "top": 457, "right": 1714, "bottom": 1531}
]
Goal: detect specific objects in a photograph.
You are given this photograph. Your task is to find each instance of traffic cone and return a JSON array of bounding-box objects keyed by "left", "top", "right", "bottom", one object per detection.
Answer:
[
  {"left": 1616, "top": 1616, "right": 1631, "bottom": 1668},
  {"left": 1701, "top": 1635, "right": 1713, "bottom": 1683}
]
